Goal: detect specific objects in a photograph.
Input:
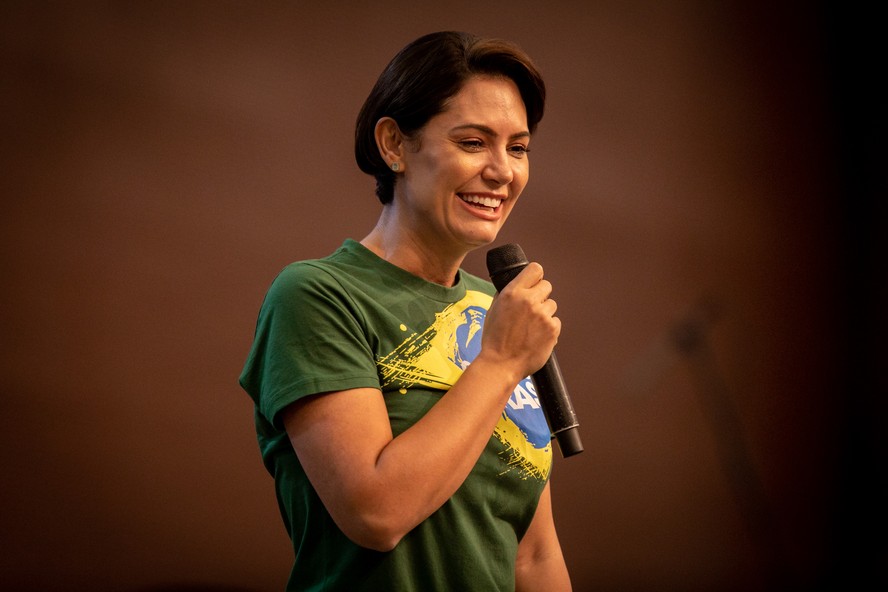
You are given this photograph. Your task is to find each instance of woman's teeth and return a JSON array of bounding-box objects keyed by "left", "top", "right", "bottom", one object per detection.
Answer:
[{"left": 460, "top": 194, "right": 502, "bottom": 208}]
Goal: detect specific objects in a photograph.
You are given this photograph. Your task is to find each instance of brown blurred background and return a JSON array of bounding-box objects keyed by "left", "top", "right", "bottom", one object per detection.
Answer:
[{"left": 1, "top": 1, "right": 883, "bottom": 591}]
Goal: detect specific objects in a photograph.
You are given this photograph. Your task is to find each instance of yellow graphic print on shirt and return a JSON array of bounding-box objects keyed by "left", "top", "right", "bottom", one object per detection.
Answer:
[{"left": 378, "top": 290, "right": 551, "bottom": 481}]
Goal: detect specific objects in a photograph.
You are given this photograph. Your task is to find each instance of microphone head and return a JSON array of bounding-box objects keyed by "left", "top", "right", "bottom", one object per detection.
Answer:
[
  {"left": 486, "top": 243, "right": 527, "bottom": 274},
  {"left": 486, "top": 243, "right": 529, "bottom": 291}
]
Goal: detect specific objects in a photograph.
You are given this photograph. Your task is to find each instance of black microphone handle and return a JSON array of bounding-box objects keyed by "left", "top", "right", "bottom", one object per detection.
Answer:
[{"left": 532, "top": 352, "right": 583, "bottom": 457}]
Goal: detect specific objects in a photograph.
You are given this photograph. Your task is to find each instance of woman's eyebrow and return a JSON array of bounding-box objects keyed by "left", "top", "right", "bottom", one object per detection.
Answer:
[{"left": 450, "top": 123, "right": 531, "bottom": 140}]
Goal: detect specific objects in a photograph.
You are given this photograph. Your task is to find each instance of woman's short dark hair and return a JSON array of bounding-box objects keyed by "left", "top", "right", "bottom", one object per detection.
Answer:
[{"left": 355, "top": 31, "right": 546, "bottom": 204}]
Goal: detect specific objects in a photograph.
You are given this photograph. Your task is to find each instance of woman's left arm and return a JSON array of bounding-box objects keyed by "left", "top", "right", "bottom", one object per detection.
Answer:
[{"left": 515, "top": 481, "right": 572, "bottom": 592}]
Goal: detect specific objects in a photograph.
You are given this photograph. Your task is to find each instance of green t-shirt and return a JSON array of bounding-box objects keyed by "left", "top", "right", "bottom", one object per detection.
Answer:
[{"left": 239, "top": 239, "right": 553, "bottom": 591}]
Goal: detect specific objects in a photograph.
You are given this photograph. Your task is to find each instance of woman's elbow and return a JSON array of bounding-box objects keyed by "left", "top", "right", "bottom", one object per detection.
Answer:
[{"left": 335, "top": 509, "right": 408, "bottom": 552}]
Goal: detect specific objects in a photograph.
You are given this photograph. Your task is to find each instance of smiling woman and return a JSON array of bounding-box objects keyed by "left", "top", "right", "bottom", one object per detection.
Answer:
[
  {"left": 364, "top": 76, "right": 531, "bottom": 278},
  {"left": 240, "top": 31, "right": 571, "bottom": 592}
]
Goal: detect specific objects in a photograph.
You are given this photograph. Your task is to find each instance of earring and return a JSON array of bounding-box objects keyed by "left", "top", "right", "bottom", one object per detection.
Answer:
[{"left": 391, "top": 162, "right": 400, "bottom": 172}]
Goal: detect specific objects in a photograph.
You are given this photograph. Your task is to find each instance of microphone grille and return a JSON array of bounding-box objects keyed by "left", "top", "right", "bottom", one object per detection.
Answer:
[{"left": 486, "top": 243, "right": 528, "bottom": 275}]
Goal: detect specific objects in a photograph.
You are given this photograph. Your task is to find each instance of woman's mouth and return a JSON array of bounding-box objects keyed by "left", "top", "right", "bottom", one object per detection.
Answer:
[{"left": 458, "top": 194, "right": 503, "bottom": 211}]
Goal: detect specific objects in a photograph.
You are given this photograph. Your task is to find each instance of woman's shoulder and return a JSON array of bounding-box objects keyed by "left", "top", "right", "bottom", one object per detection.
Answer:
[
  {"left": 266, "top": 257, "right": 345, "bottom": 298},
  {"left": 268, "top": 242, "right": 357, "bottom": 284},
  {"left": 265, "top": 242, "right": 383, "bottom": 305}
]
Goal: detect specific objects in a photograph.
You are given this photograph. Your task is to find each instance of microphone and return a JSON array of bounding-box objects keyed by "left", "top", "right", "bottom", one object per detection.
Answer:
[{"left": 486, "top": 244, "right": 584, "bottom": 458}]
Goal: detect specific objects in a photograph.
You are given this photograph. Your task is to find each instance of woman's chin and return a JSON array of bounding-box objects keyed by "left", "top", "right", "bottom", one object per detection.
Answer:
[{"left": 459, "top": 229, "right": 502, "bottom": 252}]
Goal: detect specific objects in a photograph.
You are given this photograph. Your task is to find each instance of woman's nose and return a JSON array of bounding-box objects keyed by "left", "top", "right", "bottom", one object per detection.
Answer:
[{"left": 482, "top": 149, "right": 514, "bottom": 185}]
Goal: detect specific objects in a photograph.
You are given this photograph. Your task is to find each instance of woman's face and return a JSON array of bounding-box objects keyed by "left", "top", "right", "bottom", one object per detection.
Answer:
[{"left": 394, "top": 75, "right": 531, "bottom": 255}]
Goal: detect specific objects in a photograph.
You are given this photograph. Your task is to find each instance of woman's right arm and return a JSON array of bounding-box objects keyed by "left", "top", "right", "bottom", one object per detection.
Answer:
[{"left": 281, "top": 262, "right": 559, "bottom": 551}]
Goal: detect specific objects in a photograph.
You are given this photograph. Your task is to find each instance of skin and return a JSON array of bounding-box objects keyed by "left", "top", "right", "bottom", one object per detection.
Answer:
[{"left": 282, "top": 75, "right": 571, "bottom": 591}]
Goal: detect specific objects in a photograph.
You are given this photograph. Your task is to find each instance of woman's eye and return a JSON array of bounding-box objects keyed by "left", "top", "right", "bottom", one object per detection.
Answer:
[
  {"left": 459, "top": 140, "right": 484, "bottom": 150},
  {"left": 509, "top": 145, "right": 530, "bottom": 157}
]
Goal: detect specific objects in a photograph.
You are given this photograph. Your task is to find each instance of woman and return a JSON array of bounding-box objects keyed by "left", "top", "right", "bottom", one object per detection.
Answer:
[{"left": 240, "top": 31, "right": 571, "bottom": 591}]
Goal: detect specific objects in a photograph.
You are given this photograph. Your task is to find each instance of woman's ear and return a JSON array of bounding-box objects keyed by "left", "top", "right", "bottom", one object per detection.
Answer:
[{"left": 374, "top": 117, "right": 405, "bottom": 172}]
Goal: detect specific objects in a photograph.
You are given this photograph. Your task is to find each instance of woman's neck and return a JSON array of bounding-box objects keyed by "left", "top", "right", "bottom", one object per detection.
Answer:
[{"left": 360, "top": 215, "right": 466, "bottom": 287}]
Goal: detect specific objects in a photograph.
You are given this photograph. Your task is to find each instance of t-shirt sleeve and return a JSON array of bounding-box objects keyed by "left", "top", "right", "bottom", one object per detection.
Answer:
[{"left": 239, "top": 262, "right": 381, "bottom": 428}]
